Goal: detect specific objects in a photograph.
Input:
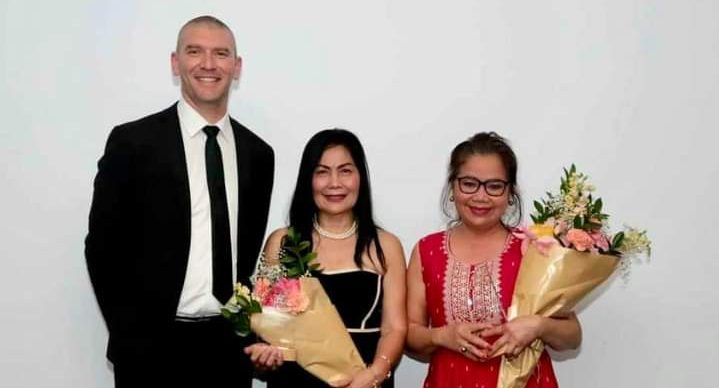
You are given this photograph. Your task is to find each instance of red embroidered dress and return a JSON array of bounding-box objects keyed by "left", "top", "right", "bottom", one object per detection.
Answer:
[{"left": 419, "top": 230, "right": 558, "bottom": 388}]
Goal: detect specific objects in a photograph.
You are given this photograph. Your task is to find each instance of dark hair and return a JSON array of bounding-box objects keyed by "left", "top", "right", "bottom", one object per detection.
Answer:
[
  {"left": 288, "top": 129, "right": 385, "bottom": 270},
  {"left": 177, "top": 15, "right": 237, "bottom": 54},
  {"left": 441, "top": 131, "right": 523, "bottom": 227}
]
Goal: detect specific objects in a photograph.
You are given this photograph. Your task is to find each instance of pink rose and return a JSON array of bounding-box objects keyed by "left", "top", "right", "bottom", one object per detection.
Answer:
[
  {"left": 262, "top": 288, "right": 278, "bottom": 307},
  {"left": 512, "top": 226, "right": 530, "bottom": 240},
  {"left": 274, "top": 278, "right": 298, "bottom": 294},
  {"left": 554, "top": 220, "right": 569, "bottom": 236},
  {"left": 285, "top": 287, "right": 309, "bottom": 314},
  {"left": 253, "top": 277, "right": 272, "bottom": 302},
  {"left": 260, "top": 278, "right": 289, "bottom": 307},
  {"left": 271, "top": 278, "right": 308, "bottom": 313},
  {"left": 566, "top": 228, "right": 594, "bottom": 252},
  {"left": 535, "top": 236, "right": 559, "bottom": 256},
  {"left": 512, "top": 226, "right": 531, "bottom": 254},
  {"left": 513, "top": 225, "right": 559, "bottom": 256},
  {"left": 590, "top": 231, "right": 610, "bottom": 252}
]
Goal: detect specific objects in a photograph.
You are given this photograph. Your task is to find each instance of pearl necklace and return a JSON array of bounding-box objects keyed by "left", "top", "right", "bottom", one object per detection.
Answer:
[{"left": 313, "top": 218, "right": 358, "bottom": 240}]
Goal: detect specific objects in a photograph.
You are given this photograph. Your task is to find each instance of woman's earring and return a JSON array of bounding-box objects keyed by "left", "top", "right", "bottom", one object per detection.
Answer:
[
  {"left": 449, "top": 195, "right": 455, "bottom": 202},
  {"left": 508, "top": 198, "right": 514, "bottom": 205}
]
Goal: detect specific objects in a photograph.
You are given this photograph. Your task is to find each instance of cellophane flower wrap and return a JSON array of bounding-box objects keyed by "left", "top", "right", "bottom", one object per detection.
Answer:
[
  {"left": 221, "top": 227, "right": 365, "bottom": 387},
  {"left": 495, "top": 165, "right": 651, "bottom": 388}
]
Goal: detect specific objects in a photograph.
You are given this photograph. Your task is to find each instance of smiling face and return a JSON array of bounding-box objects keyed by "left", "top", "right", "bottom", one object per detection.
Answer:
[
  {"left": 171, "top": 22, "right": 241, "bottom": 118},
  {"left": 452, "top": 153, "right": 510, "bottom": 231},
  {"left": 312, "top": 145, "right": 360, "bottom": 217}
]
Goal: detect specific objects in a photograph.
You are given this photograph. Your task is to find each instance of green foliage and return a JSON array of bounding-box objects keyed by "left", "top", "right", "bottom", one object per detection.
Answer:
[
  {"left": 530, "top": 164, "right": 607, "bottom": 234},
  {"left": 222, "top": 306, "right": 251, "bottom": 337},
  {"left": 610, "top": 231, "right": 625, "bottom": 252},
  {"left": 220, "top": 290, "right": 262, "bottom": 337},
  {"left": 280, "top": 227, "right": 320, "bottom": 277},
  {"left": 221, "top": 227, "right": 319, "bottom": 337}
]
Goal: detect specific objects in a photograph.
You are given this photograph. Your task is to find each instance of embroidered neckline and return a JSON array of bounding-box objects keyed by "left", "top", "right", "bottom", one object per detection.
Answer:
[
  {"left": 442, "top": 227, "right": 514, "bottom": 265},
  {"left": 441, "top": 228, "right": 513, "bottom": 324}
]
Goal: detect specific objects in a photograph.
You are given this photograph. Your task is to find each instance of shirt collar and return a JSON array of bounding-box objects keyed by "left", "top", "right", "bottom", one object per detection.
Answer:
[{"left": 177, "top": 97, "right": 232, "bottom": 139}]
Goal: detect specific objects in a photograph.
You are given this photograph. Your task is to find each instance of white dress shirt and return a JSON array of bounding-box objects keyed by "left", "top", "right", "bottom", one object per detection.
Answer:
[{"left": 175, "top": 98, "right": 239, "bottom": 318}]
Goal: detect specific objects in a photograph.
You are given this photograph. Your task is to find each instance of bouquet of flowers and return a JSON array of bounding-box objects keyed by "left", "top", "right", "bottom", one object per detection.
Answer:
[
  {"left": 495, "top": 165, "right": 651, "bottom": 388},
  {"left": 221, "top": 228, "right": 365, "bottom": 387}
]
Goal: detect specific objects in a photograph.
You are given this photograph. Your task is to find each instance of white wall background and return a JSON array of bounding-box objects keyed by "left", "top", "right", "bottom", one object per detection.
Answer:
[{"left": 1, "top": 0, "right": 717, "bottom": 387}]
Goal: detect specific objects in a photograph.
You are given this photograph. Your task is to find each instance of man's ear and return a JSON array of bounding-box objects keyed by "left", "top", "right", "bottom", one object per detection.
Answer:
[
  {"left": 171, "top": 52, "right": 180, "bottom": 76},
  {"left": 233, "top": 56, "right": 242, "bottom": 80}
]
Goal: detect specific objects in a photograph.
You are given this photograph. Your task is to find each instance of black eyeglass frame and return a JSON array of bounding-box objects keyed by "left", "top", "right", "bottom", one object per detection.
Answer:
[{"left": 454, "top": 176, "right": 510, "bottom": 197}]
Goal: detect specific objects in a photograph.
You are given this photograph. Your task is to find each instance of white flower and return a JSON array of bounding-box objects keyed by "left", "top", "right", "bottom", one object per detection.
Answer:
[
  {"left": 234, "top": 283, "right": 251, "bottom": 299},
  {"left": 619, "top": 227, "right": 652, "bottom": 258}
]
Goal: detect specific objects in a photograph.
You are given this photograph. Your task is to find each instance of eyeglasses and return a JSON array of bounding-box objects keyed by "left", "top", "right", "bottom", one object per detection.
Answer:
[{"left": 455, "top": 176, "right": 509, "bottom": 197}]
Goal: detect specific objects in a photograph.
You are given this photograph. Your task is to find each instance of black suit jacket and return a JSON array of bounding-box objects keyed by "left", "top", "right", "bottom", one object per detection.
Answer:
[{"left": 85, "top": 104, "right": 274, "bottom": 363}]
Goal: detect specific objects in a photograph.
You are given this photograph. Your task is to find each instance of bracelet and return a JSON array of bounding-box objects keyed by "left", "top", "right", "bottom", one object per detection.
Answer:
[
  {"left": 371, "top": 354, "right": 392, "bottom": 381},
  {"left": 377, "top": 354, "right": 392, "bottom": 369}
]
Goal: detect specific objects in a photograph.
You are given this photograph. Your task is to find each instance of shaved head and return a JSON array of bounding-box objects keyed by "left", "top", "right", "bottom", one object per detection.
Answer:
[{"left": 176, "top": 15, "right": 237, "bottom": 55}]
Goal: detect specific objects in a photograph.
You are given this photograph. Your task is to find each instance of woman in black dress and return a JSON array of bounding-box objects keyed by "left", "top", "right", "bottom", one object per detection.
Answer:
[{"left": 246, "top": 129, "right": 406, "bottom": 388}]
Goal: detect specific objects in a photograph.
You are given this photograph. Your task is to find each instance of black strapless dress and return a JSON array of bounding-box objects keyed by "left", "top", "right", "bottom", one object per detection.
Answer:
[{"left": 265, "top": 269, "right": 394, "bottom": 388}]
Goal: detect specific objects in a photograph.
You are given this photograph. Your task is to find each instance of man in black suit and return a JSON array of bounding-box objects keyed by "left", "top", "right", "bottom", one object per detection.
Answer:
[{"left": 85, "top": 16, "right": 273, "bottom": 388}]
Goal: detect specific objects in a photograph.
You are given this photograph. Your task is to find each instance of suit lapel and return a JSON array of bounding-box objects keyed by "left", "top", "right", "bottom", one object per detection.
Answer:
[
  {"left": 165, "top": 104, "right": 191, "bottom": 205},
  {"left": 160, "top": 104, "right": 192, "bottom": 268}
]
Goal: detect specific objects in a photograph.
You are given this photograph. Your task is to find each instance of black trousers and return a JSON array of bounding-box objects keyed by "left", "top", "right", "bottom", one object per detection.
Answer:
[{"left": 113, "top": 318, "right": 253, "bottom": 388}]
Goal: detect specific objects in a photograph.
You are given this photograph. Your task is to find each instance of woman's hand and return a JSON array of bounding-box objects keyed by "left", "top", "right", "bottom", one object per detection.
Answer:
[
  {"left": 483, "top": 315, "right": 543, "bottom": 358},
  {"left": 433, "top": 322, "right": 496, "bottom": 361},
  {"left": 344, "top": 367, "right": 382, "bottom": 388},
  {"left": 243, "top": 343, "right": 284, "bottom": 371}
]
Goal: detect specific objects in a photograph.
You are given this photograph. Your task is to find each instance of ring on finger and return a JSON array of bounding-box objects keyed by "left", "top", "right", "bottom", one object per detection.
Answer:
[{"left": 459, "top": 345, "right": 468, "bottom": 353}]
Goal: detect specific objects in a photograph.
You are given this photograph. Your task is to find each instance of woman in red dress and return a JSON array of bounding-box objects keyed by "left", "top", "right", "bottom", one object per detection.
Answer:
[{"left": 406, "top": 132, "right": 581, "bottom": 387}]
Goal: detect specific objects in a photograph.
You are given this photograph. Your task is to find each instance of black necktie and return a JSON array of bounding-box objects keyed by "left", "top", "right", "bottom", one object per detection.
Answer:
[{"left": 203, "top": 125, "right": 233, "bottom": 303}]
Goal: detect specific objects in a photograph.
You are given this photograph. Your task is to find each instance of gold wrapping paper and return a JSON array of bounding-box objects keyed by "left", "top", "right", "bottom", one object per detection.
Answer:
[
  {"left": 250, "top": 277, "right": 366, "bottom": 387},
  {"left": 495, "top": 243, "right": 619, "bottom": 388}
]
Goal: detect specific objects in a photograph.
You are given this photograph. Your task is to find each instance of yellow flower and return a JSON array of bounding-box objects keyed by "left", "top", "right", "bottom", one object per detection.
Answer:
[{"left": 530, "top": 224, "right": 555, "bottom": 238}]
